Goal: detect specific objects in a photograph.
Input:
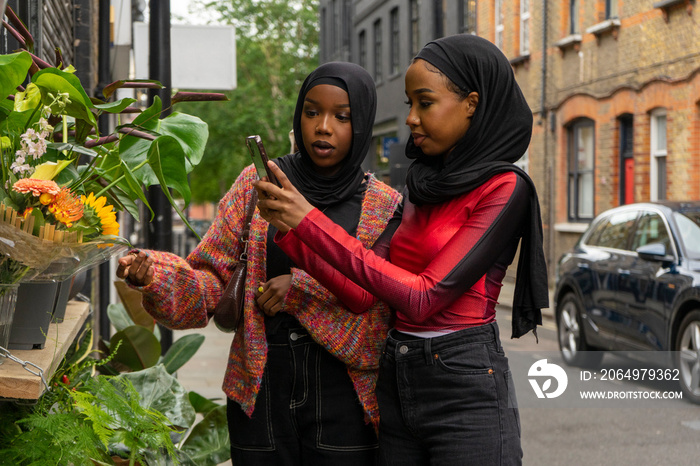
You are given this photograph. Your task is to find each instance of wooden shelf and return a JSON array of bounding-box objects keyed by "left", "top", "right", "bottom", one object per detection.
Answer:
[{"left": 0, "top": 300, "right": 90, "bottom": 400}]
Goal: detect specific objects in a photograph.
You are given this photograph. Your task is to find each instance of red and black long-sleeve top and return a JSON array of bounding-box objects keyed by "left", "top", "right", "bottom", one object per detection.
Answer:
[{"left": 277, "top": 171, "right": 530, "bottom": 332}]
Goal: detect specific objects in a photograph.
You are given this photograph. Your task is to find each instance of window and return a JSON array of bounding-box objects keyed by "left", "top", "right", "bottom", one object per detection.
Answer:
[
  {"left": 342, "top": 0, "right": 352, "bottom": 49},
  {"left": 390, "top": 8, "right": 400, "bottom": 75},
  {"left": 331, "top": 0, "right": 339, "bottom": 53},
  {"left": 592, "top": 211, "right": 638, "bottom": 250},
  {"left": 568, "top": 119, "right": 595, "bottom": 221},
  {"left": 569, "top": 0, "right": 580, "bottom": 34},
  {"left": 650, "top": 109, "right": 667, "bottom": 202},
  {"left": 410, "top": 0, "right": 421, "bottom": 59},
  {"left": 359, "top": 30, "right": 367, "bottom": 69},
  {"left": 674, "top": 211, "right": 700, "bottom": 259},
  {"left": 434, "top": 0, "right": 445, "bottom": 38},
  {"left": 631, "top": 211, "right": 670, "bottom": 252},
  {"left": 514, "top": 149, "right": 529, "bottom": 173},
  {"left": 495, "top": 0, "right": 504, "bottom": 49},
  {"left": 605, "top": 0, "right": 618, "bottom": 19},
  {"left": 374, "top": 20, "right": 383, "bottom": 83},
  {"left": 520, "top": 0, "right": 530, "bottom": 55},
  {"left": 459, "top": 0, "right": 477, "bottom": 34}
]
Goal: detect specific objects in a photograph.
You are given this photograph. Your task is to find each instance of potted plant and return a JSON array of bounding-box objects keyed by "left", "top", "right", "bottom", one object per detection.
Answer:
[
  {"left": 0, "top": 6, "right": 226, "bottom": 349},
  {"left": 0, "top": 295, "right": 231, "bottom": 465}
]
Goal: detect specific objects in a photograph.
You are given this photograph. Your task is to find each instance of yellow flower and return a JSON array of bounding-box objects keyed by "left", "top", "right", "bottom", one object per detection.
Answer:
[
  {"left": 81, "top": 193, "right": 119, "bottom": 236},
  {"left": 39, "top": 193, "right": 54, "bottom": 205}
]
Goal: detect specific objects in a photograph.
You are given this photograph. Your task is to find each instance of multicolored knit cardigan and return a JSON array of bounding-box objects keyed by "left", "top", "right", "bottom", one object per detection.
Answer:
[{"left": 133, "top": 165, "right": 401, "bottom": 428}]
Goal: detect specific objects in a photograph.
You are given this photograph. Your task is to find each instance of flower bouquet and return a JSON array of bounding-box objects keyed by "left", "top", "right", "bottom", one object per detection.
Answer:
[{"left": 0, "top": 8, "right": 225, "bottom": 284}]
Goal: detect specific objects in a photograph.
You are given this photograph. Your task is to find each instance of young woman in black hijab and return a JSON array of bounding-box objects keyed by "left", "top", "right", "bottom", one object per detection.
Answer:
[
  {"left": 256, "top": 34, "right": 548, "bottom": 465},
  {"left": 117, "top": 62, "right": 401, "bottom": 465}
]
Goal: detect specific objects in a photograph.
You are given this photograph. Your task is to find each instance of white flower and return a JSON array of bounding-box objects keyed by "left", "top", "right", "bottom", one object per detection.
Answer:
[
  {"left": 10, "top": 160, "right": 31, "bottom": 174},
  {"left": 38, "top": 117, "right": 53, "bottom": 133}
]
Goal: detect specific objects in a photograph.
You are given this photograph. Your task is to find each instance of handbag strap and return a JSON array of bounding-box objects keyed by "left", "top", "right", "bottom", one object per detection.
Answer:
[{"left": 238, "top": 190, "right": 258, "bottom": 261}]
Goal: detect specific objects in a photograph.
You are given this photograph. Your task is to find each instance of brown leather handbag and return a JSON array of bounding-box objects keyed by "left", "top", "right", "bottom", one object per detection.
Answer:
[{"left": 212, "top": 191, "right": 257, "bottom": 332}]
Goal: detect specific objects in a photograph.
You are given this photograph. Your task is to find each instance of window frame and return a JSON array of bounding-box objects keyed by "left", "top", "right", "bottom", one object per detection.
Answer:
[
  {"left": 459, "top": 0, "right": 477, "bottom": 35},
  {"left": 569, "top": 0, "right": 580, "bottom": 35},
  {"left": 331, "top": 0, "right": 339, "bottom": 53},
  {"left": 515, "top": 148, "right": 529, "bottom": 174},
  {"left": 409, "top": 0, "right": 421, "bottom": 60},
  {"left": 567, "top": 119, "right": 596, "bottom": 222},
  {"left": 358, "top": 29, "right": 367, "bottom": 69},
  {"left": 373, "top": 19, "right": 383, "bottom": 84},
  {"left": 605, "top": 0, "right": 618, "bottom": 19},
  {"left": 520, "top": 0, "right": 530, "bottom": 55},
  {"left": 390, "top": 7, "right": 400, "bottom": 75},
  {"left": 495, "top": 0, "right": 504, "bottom": 50},
  {"left": 650, "top": 109, "right": 667, "bottom": 202}
]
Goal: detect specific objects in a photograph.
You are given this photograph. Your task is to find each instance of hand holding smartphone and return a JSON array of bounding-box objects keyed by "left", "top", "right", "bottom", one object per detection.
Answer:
[{"left": 246, "top": 135, "right": 280, "bottom": 188}]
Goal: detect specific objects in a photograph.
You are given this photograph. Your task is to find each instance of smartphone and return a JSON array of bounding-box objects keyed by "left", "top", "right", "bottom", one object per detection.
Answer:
[{"left": 246, "top": 135, "right": 280, "bottom": 187}]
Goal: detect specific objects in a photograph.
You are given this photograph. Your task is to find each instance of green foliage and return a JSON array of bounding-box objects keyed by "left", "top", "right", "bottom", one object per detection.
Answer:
[
  {"left": 181, "top": 0, "right": 320, "bottom": 203},
  {"left": 179, "top": 405, "right": 231, "bottom": 465},
  {"left": 0, "top": 311, "right": 228, "bottom": 465},
  {"left": 74, "top": 376, "right": 180, "bottom": 464},
  {"left": 3, "top": 410, "right": 110, "bottom": 465}
]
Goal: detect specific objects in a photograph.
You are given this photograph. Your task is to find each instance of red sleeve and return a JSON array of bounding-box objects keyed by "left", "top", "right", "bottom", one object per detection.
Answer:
[
  {"left": 283, "top": 175, "right": 529, "bottom": 324},
  {"left": 276, "top": 230, "right": 378, "bottom": 313}
]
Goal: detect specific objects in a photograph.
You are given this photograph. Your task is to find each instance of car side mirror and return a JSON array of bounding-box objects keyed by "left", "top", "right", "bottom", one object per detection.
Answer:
[{"left": 636, "top": 243, "right": 675, "bottom": 266}]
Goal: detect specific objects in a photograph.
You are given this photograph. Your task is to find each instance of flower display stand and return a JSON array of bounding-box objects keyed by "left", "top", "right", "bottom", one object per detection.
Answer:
[{"left": 0, "top": 300, "right": 90, "bottom": 399}]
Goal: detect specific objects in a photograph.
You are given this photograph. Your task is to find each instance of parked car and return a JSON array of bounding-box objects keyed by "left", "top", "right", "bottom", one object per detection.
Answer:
[{"left": 554, "top": 201, "right": 700, "bottom": 403}]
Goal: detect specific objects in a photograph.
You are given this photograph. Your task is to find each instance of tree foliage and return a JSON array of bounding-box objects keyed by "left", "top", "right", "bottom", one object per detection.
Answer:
[{"left": 183, "top": 0, "right": 319, "bottom": 203}]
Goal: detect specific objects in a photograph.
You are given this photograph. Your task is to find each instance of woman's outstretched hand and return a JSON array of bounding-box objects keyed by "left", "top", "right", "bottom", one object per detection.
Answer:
[
  {"left": 116, "top": 250, "right": 154, "bottom": 286},
  {"left": 255, "top": 161, "right": 314, "bottom": 232}
]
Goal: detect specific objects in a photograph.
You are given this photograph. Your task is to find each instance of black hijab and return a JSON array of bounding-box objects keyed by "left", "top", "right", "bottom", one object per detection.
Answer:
[
  {"left": 405, "top": 34, "right": 548, "bottom": 339},
  {"left": 275, "top": 62, "right": 376, "bottom": 209}
]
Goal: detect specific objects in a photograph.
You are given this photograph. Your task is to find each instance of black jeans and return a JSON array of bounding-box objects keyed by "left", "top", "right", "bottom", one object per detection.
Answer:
[
  {"left": 377, "top": 322, "right": 522, "bottom": 465},
  {"left": 227, "top": 325, "right": 379, "bottom": 465}
]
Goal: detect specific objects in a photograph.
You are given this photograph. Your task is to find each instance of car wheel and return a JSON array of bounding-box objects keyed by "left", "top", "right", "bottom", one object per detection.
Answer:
[
  {"left": 557, "top": 292, "right": 603, "bottom": 368},
  {"left": 675, "top": 310, "right": 700, "bottom": 404}
]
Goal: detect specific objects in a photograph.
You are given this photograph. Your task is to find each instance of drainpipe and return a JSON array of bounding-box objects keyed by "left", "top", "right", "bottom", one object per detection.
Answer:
[
  {"left": 97, "top": 0, "right": 112, "bottom": 344},
  {"left": 541, "top": 0, "right": 555, "bottom": 289},
  {"left": 147, "top": 0, "right": 173, "bottom": 353}
]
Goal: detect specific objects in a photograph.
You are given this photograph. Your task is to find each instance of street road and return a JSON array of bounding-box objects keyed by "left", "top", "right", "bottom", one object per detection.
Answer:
[{"left": 497, "top": 308, "right": 700, "bottom": 466}]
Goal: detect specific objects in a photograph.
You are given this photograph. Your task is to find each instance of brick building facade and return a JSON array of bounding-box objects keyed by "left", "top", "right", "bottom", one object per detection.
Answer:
[{"left": 318, "top": 0, "right": 700, "bottom": 284}]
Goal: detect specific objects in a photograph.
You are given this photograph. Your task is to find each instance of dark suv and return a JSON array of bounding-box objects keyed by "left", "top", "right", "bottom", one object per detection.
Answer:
[{"left": 554, "top": 201, "right": 700, "bottom": 403}]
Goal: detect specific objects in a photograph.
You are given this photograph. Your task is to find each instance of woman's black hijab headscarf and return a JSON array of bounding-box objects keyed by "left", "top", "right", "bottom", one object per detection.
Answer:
[
  {"left": 274, "top": 61, "right": 376, "bottom": 209},
  {"left": 405, "top": 34, "right": 548, "bottom": 339}
]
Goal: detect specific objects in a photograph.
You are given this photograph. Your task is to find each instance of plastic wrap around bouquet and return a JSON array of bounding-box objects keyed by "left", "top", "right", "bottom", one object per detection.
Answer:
[{"left": 0, "top": 211, "right": 129, "bottom": 283}]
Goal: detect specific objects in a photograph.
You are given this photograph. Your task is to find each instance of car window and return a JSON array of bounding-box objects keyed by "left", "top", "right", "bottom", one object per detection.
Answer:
[
  {"left": 631, "top": 211, "right": 670, "bottom": 252},
  {"left": 584, "top": 217, "right": 608, "bottom": 245},
  {"left": 591, "top": 211, "right": 637, "bottom": 250},
  {"left": 674, "top": 211, "right": 700, "bottom": 260}
]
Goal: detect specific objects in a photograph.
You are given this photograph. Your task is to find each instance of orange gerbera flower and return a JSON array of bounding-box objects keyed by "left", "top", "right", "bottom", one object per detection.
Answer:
[
  {"left": 49, "top": 188, "right": 84, "bottom": 227},
  {"left": 12, "top": 178, "right": 60, "bottom": 197}
]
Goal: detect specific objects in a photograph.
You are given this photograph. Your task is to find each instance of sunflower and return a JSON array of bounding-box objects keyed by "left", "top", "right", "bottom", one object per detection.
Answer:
[{"left": 81, "top": 193, "right": 119, "bottom": 236}]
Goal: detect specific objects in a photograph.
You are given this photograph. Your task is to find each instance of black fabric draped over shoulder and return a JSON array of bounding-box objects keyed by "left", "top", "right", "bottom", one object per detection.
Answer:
[{"left": 405, "top": 34, "right": 548, "bottom": 339}]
